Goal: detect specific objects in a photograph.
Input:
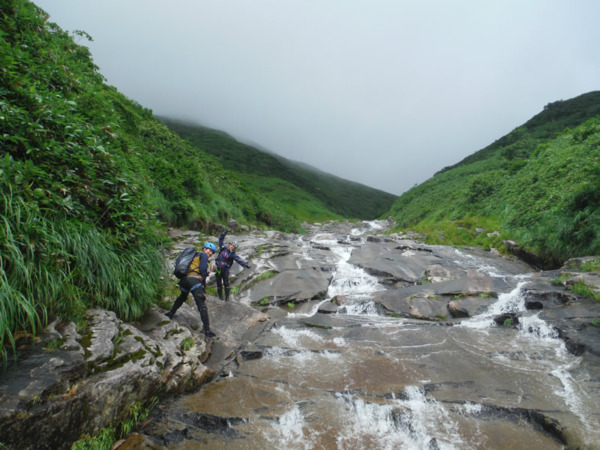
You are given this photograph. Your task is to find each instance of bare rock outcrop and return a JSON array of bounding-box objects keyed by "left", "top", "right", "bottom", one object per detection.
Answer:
[{"left": 0, "top": 300, "right": 268, "bottom": 449}]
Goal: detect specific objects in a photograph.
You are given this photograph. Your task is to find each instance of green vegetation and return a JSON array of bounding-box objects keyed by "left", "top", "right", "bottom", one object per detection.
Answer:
[
  {"left": 159, "top": 119, "right": 398, "bottom": 221},
  {"left": 0, "top": 0, "right": 303, "bottom": 364},
  {"left": 552, "top": 274, "right": 572, "bottom": 286},
  {"left": 243, "top": 174, "right": 344, "bottom": 223},
  {"left": 580, "top": 258, "right": 600, "bottom": 272},
  {"left": 43, "top": 338, "right": 66, "bottom": 352},
  {"left": 258, "top": 297, "right": 271, "bottom": 306},
  {"left": 254, "top": 270, "right": 279, "bottom": 283},
  {"left": 180, "top": 337, "right": 195, "bottom": 351},
  {"left": 564, "top": 257, "right": 600, "bottom": 272},
  {"left": 570, "top": 281, "right": 600, "bottom": 301},
  {"left": 71, "top": 398, "right": 158, "bottom": 450},
  {"left": 389, "top": 92, "right": 600, "bottom": 268}
]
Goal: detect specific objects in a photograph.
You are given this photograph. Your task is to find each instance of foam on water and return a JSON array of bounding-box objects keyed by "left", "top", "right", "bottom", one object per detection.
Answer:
[
  {"left": 452, "top": 248, "right": 515, "bottom": 279},
  {"left": 266, "top": 403, "right": 313, "bottom": 450},
  {"left": 337, "top": 300, "right": 382, "bottom": 317},
  {"left": 327, "top": 245, "right": 381, "bottom": 300},
  {"left": 272, "top": 326, "right": 324, "bottom": 347},
  {"left": 461, "top": 282, "right": 600, "bottom": 446},
  {"left": 461, "top": 281, "right": 528, "bottom": 330},
  {"left": 333, "top": 387, "right": 463, "bottom": 450}
]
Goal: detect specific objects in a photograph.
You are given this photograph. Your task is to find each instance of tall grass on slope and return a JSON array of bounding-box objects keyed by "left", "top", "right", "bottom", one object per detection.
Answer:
[
  {"left": 0, "top": 189, "right": 165, "bottom": 365},
  {"left": 390, "top": 116, "right": 600, "bottom": 267}
]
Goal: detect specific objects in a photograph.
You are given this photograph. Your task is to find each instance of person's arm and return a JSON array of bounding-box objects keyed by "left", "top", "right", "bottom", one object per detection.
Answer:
[
  {"left": 199, "top": 253, "right": 210, "bottom": 281},
  {"left": 233, "top": 253, "right": 250, "bottom": 268},
  {"left": 219, "top": 230, "right": 227, "bottom": 249}
]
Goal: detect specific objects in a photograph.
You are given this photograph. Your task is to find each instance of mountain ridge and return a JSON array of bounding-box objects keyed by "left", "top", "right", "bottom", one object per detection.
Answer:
[
  {"left": 159, "top": 117, "right": 397, "bottom": 220},
  {"left": 389, "top": 90, "right": 600, "bottom": 268}
]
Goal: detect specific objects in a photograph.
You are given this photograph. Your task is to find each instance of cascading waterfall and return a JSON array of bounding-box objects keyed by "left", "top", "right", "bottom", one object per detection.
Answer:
[
  {"left": 264, "top": 225, "right": 466, "bottom": 448},
  {"left": 326, "top": 244, "right": 381, "bottom": 299},
  {"left": 460, "top": 282, "right": 600, "bottom": 447},
  {"left": 297, "top": 227, "right": 598, "bottom": 447},
  {"left": 144, "top": 221, "right": 599, "bottom": 449}
]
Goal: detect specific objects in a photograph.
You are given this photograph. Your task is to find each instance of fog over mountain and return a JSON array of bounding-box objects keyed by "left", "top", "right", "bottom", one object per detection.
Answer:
[{"left": 35, "top": 0, "right": 600, "bottom": 194}]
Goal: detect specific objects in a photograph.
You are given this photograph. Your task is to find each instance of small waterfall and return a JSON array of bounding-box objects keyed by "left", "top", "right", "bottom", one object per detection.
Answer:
[
  {"left": 331, "top": 387, "right": 462, "bottom": 450},
  {"left": 452, "top": 247, "right": 514, "bottom": 279},
  {"left": 461, "top": 281, "right": 529, "bottom": 330},
  {"left": 266, "top": 403, "right": 312, "bottom": 449},
  {"left": 460, "top": 283, "right": 600, "bottom": 446},
  {"left": 325, "top": 241, "right": 381, "bottom": 301}
]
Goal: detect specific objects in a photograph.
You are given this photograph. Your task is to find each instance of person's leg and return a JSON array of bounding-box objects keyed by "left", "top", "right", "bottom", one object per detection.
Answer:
[
  {"left": 191, "top": 286, "right": 214, "bottom": 336},
  {"left": 216, "top": 273, "right": 223, "bottom": 300},
  {"left": 223, "top": 270, "right": 231, "bottom": 301},
  {"left": 167, "top": 290, "right": 187, "bottom": 319}
]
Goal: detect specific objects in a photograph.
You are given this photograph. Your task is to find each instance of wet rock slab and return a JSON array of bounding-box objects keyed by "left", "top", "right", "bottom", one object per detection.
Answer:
[
  {"left": 373, "top": 274, "right": 516, "bottom": 320},
  {"left": 349, "top": 241, "right": 534, "bottom": 286}
]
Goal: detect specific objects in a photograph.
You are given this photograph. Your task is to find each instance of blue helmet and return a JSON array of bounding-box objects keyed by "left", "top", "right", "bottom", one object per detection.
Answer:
[{"left": 204, "top": 242, "right": 217, "bottom": 252}]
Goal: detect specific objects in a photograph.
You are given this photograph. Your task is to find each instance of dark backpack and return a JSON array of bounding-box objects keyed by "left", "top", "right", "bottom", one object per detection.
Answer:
[{"left": 173, "top": 247, "right": 198, "bottom": 279}]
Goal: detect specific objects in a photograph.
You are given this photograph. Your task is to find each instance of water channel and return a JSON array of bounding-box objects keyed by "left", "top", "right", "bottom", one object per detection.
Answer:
[{"left": 143, "top": 222, "right": 600, "bottom": 449}]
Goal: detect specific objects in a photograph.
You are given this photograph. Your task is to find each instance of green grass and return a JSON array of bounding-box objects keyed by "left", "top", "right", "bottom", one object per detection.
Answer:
[
  {"left": 0, "top": 0, "right": 306, "bottom": 365},
  {"left": 0, "top": 188, "right": 166, "bottom": 363},
  {"left": 578, "top": 258, "right": 600, "bottom": 272},
  {"left": 180, "top": 337, "right": 195, "bottom": 351},
  {"left": 243, "top": 174, "right": 343, "bottom": 223},
  {"left": 159, "top": 118, "right": 398, "bottom": 220},
  {"left": 71, "top": 398, "right": 158, "bottom": 449},
  {"left": 570, "top": 281, "right": 600, "bottom": 301},
  {"left": 390, "top": 93, "right": 600, "bottom": 268},
  {"left": 258, "top": 297, "right": 271, "bottom": 306}
]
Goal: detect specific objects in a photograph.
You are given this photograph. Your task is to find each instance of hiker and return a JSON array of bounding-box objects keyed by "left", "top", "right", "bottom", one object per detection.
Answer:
[
  {"left": 215, "top": 230, "right": 250, "bottom": 301},
  {"left": 166, "top": 242, "right": 218, "bottom": 337}
]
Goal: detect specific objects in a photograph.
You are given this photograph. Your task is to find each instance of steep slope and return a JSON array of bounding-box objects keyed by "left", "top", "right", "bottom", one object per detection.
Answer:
[
  {"left": 159, "top": 119, "right": 398, "bottom": 220},
  {"left": 389, "top": 91, "right": 600, "bottom": 268},
  {"left": 0, "top": 0, "right": 299, "bottom": 363}
]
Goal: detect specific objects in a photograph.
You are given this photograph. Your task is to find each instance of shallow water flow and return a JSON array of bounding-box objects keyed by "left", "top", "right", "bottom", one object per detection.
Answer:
[{"left": 143, "top": 222, "right": 600, "bottom": 449}]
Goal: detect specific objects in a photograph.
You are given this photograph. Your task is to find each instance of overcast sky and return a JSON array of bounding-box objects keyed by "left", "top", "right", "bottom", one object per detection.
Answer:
[{"left": 34, "top": 0, "right": 600, "bottom": 195}]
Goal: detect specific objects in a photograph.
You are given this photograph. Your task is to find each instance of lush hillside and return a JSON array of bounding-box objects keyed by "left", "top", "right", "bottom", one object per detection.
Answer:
[
  {"left": 389, "top": 92, "right": 600, "bottom": 268},
  {"left": 159, "top": 119, "right": 398, "bottom": 220},
  {"left": 0, "top": 0, "right": 301, "bottom": 363}
]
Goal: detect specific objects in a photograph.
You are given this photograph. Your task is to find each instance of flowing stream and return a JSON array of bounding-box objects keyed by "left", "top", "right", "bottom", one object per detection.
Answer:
[{"left": 144, "top": 223, "right": 600, "bottom": 449}]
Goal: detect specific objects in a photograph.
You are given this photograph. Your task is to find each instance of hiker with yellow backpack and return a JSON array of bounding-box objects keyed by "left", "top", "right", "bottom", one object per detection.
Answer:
[{"left": 167, "top": 242, "right": 218, "bottom": 337}]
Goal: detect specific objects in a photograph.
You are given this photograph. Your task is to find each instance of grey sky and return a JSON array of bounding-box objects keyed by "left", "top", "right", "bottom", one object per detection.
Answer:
[{"left": 34, "top": 0, "right": 600, "bottom": 195}]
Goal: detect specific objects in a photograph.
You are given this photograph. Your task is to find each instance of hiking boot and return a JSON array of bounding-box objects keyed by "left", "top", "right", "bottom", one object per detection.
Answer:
[
  {"left": 165, "top": 312, "right": 173, "bottom": 320},
  {"left": 204, "top": 331, "right": 216, "bottom": 338}
]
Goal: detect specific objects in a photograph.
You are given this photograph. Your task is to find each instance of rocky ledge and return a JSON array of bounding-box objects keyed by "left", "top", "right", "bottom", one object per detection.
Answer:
[{"left": 0, "top": 300, "right": 269, "bottom": 450}]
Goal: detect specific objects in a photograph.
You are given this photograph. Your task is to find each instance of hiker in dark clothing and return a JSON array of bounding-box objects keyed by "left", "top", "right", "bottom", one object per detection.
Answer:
[
  {"left": 166, "top": 242, "right": 217, "bottom": 337},
  {"left": 215, "top": 230, "right": 250, "bottom": 301}
]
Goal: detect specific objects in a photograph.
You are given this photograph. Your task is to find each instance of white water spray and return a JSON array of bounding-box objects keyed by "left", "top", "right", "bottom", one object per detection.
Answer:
[
  {"left": 461, "top": 282, "right": 600, "bottom": 446},
  {"left": 327, "top": 245, "right": 381, "bottom": 300}
]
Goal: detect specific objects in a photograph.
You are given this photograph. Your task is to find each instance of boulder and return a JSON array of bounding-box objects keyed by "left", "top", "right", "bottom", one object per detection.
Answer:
[
  {"left": 493, "top": 312, "right": 520, "bottom": 327},
  {"left": 243, "top": 269, "right": 333, "bottom": 306},
  {"left": 447, "top": 298, "right": 496, "bottom": 318},
  {"left": 318, "top": 301, "right": 339, "bottom": 314}
]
